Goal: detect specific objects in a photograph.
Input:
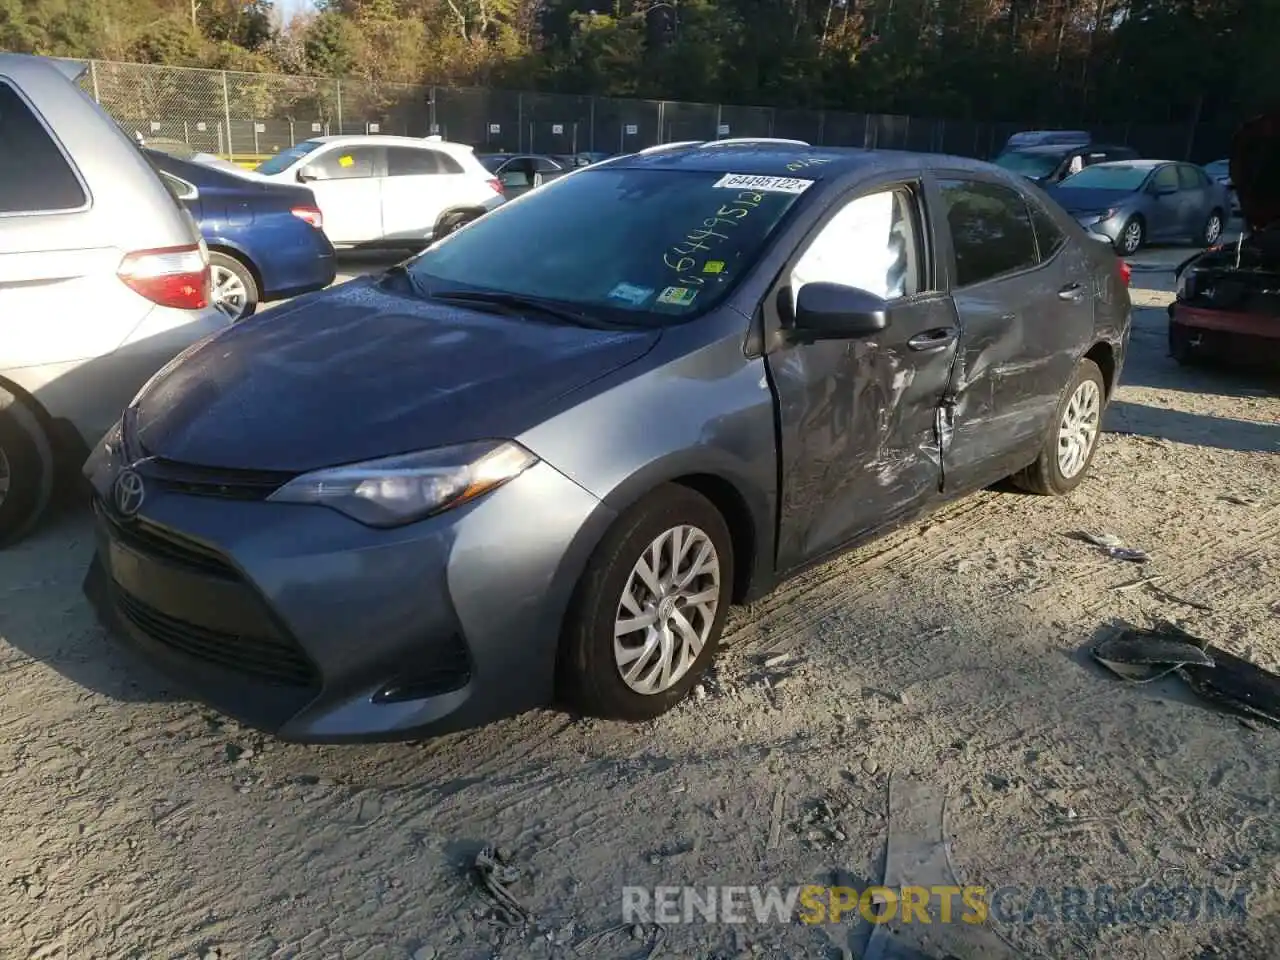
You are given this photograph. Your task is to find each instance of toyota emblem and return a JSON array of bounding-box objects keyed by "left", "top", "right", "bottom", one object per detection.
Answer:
[{"left": 113, "top": 469, "right": 146, "bottom": 518}]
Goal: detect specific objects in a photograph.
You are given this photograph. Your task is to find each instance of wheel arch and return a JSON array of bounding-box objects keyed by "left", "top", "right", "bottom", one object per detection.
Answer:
[
  {"left": 206, "top": 242, "right": 264, "bottom": 300},
  {"left": 431, "top": 205, "right": 489, "bottom": 236},
  {"left": 1083, "top": 340, "right": 1117, "bottom": 397},
  {"left": 0, "top": 373, "right": 84, "bottom": 470}
]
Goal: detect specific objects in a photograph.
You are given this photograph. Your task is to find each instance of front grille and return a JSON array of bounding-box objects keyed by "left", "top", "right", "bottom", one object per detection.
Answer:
[
  {"left": 95, "top": 499, "right": 236, "bottom": 579},
  {"left": 116, "top": 589, "right": 319, "bottom": 688},
  {"left": 136, "top": 458, "right": 294, "bottom": 502}
]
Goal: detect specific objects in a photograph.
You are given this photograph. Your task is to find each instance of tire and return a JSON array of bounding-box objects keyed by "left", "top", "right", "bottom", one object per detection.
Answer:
[
  {"left": 1114, "top": 217, "right": 1144, "bottom": 256},
  {"left": 1012, "top": 359, "right": 1107, "bottom": 496},
  {"left": 1200, "top": 209, "right": 1225, "bottom": 247},
  {"left": 560, "top": 484, "right": 734, "bottom": 722},
  {"left": 0, "top": 393, "right": 56, "bottom": 548},
  {"left": 209, "top": 251, "right": 259, "bottom": 322},
  {"left": 436, "top": 212, "right": 475, "bottom": 238}
]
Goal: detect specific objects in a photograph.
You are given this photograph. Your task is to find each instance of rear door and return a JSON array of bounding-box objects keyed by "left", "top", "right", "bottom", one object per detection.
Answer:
[
  {"left": 765, "top": 180, "right": 955, "bottom": 571},
  {"left": 931, "top": 173, "right": 1081, "bottom": 494},
  {"left": 381, "top": 145, "right": 453, "bottom": 242},
  {"left": 497, "top": 157, "right": 538, "bottom": 198},
  {"left": 533, "top": 156, "right": 567, "bottom": 188},
  {"left": 1176, "top": 163, "right": 1212, "bottom": 237},
  {"left": 305, "top": 145, "right": 383, "bottom": 244}
]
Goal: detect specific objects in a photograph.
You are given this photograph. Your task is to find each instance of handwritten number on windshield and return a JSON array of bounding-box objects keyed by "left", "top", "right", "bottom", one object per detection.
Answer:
[{"left": 663, "top": 191, "right": 768, "bottom": 287}]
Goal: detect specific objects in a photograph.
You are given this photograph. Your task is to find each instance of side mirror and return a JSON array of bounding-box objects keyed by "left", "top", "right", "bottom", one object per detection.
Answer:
[
  {"left": 790, "top": 282, "right": 890, "bottom": 341},
  {"left": 297, "top": 164, "right": 322, "bottom": 183}
]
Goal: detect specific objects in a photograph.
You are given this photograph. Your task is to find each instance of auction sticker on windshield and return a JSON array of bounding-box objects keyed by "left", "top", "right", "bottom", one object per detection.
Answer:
[
  {"left": 657, "top": 286, "right": 698, "bottom": 306},
  {"left": 712, "top": 174, "right": 814, "bottom": 194}
]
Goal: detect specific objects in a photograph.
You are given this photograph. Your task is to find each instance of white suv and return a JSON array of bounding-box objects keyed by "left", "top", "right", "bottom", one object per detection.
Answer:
[
  {"left": 251, "top": 135, "right": 506, "bottom": 247},
  {"left": 0, "top": 54, "right": 230, "bottom": 546}
]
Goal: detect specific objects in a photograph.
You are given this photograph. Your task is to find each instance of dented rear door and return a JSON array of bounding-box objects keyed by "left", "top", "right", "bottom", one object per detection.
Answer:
[{"left": 931, "top": 174, "right": 1076, "bottom": 494}]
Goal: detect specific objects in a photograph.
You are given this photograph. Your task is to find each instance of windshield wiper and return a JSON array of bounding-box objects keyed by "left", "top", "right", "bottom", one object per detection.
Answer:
[
  {"left": 379, "top": 261, "right": 431, "bottom": 299},
  {"left": 429, "top": 290, "right": 623, "bottom": 330}
]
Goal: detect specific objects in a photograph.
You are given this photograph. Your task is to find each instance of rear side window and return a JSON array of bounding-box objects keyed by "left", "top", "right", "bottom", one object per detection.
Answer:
[
  {"left": 386, "top": 147, "right": 462, "bottom": 176},
  {"left": 937, "top": 178, "right": 1038, "bottom": 287},
  {"left": 1027, "top": 199, "right": 1067, "bottom": 261},
  {"left": 534, "top": 157, "right": 562, "bottom": 173},
  {"left": 0, "top": 81, "right": 87, "bottom": 215}
]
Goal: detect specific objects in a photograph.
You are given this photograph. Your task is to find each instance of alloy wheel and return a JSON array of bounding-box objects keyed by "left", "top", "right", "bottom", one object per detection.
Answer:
[
  {"left": 0, "top": 447, "right": 9, "bottom": 508},
  {"left": 613, "top": 524, "right": 721, "bottom": 695},
  {"left": 1121, "top": 221, "right": 1143, "bottom": 255},
  {"left": 1057, "top": 379, "right": 1101, "bottom": 480},
  {"left": 1204, "top": 214, "right": 1223, "bottom": 245},
  {"left": 211, "top": 264, "right": 249, "bottom": 320}
]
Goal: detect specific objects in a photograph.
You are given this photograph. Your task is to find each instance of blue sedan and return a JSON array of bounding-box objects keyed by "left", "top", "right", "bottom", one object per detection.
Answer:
[
  {"left": 1047, "top": 159, "right": 1231, "bottom": 256},
  {"left": 145, "top": 149, "right": 337, "bottom": 320}
]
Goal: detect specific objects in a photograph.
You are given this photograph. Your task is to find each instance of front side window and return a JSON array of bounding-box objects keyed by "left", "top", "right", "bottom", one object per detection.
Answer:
[
  {"left": 1177, "top": 164, "right": 1206, "bottom": 190},
  {"left": 790, "top": 187, "right": 921, "bottom": 303},
  {"left": 534, "top": 157, "right": 562, "bottom": 173},
  {"left": 1151, "top": 165, "right": 1180, "bottom": 192},
  {"left": 400, "top": 167, "right": 808, "bottom": 322},
  {"left": 313, "top": 146, "right": 379, "bottom": 180},
  {"left": 0, "top": 81, "right": 86, "bottom": 215},
  {"left": 255, "top": 140, "right": 324, "bottom": 176},
  {"left": 937, "top": 178, "right": 1038, "bottom": 287}
]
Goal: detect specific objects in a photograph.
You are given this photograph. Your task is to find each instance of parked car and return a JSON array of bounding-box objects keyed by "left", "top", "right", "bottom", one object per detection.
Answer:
[
  {"left": 82, "top": 139, "right": 1131, "bottom": 742},
  {"left": 1048, "top": 160, "right": 1230, "bottom": 255},
  {"left": 553, "top": 151, "right": 614, "bottom": 168},
  {"left": 1169, "top": 113, "right": 1279, "bottom": 368},
  {"left": 144, "top": 149, "right": 336, "bottom": 322},
  {"left": 995, "top": 139, "right": 1139, "bottom": 187},
  {"left": 251, "top": 135, "right": 504, "bottom": 248},
  {"left": 1000, "top": 130, "right": 1094, "bottom": 152},
  {"left": 0, "top": 54, "right": 228, "bottom": 547},
  {"left": 1202, "top": 158, "right": 1240, "bottom": 215},
  {"left": 477, "top": 153, "right": 573, "bottom": 198}
]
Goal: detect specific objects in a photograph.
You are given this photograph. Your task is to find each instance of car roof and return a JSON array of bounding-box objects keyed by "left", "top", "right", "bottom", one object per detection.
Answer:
[
  {"left": 599, "top": 141, "right": 1003, "bottom": 180},
  {"left": 308, "top": 134, "right": 475, "bottom": 155},
  {"left": 1084, "top": 159, "right": 1170, "bottom": 170}
]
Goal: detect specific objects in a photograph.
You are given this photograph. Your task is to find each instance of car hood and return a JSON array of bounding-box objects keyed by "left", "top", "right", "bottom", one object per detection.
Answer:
[
  {"left": 131, "top": 278, "right": 661, "bottom": 473},
  {"left": 1231, "top": 110, "right": 1280, "bottom": 231},
  {"left": 1048, "top": 187, "right": 1134, "bottom": 214}
]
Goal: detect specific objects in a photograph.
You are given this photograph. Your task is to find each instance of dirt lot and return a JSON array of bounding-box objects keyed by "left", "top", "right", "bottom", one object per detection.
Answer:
[{"left": 1, "top": 248, "right": 1277, "bottom": 960}]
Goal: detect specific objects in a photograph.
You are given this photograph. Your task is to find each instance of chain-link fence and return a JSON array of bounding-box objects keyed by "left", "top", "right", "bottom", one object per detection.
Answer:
[{"left": 73, "top": 58, "right": 1236, "bottom": 165}]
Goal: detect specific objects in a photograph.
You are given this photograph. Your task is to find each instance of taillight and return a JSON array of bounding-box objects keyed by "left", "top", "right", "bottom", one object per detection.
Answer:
[
  {"left": 291, "top": 205, "right": 323, "bottom": 230},
  {"left": 487, "top": 177, "right": 504, "bottom": 196},
  {"left": 1118, "top": 259, "right": 1132, "bottom": 286},
  {"left": 118, "top": 243, "right": 211, "bottom": 310}
]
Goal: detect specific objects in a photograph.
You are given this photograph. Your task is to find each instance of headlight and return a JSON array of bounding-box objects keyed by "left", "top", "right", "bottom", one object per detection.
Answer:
[{"left": 267, "top": 440, "right": 538, "bottom": 527}]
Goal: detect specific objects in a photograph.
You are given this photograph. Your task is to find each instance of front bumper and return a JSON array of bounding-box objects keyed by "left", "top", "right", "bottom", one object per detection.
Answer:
[
  {"left": 83, "top": 460, "right": 613, "bottom": 742},
  {"left": 1074, "top": 213, "right": 1124, "bottom": 244}
]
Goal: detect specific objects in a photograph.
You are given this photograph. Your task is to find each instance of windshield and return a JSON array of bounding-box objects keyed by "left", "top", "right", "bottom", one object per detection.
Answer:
[
  {"left": 255, "top": 140, "right": 324, "bottom": 175},
  {"left": 1204, "top": 160, "right": 1230, "bottom": 177},
  {"left": 993, "top": 150, "right": 1063, "bottom": 178},
  {"left": 1057, "top": 164, "right": 1149, "bottom": 191},
  {"left": 400, "top": 167, "right": 808, "bottom": 322}
]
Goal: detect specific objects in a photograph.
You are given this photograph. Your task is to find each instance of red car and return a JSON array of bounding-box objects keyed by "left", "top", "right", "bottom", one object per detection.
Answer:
[{"left": 1168, "top": 110, "right": 1280, "bottom": 368}]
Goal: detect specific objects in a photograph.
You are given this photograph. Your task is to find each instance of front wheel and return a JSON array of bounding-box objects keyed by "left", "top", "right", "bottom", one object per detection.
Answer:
[
  {"left": 559, "top": 484, "right": 734, "bottom": 721},
  {"left": 1200, "top": 209, "right": 1224, "bottom": 247},
  {"left": 1012, "top": 359, "right": 1107, "bottom": 496},
  {"left": 1115, "top": 217, "right": 1145, "bottom": 256}
]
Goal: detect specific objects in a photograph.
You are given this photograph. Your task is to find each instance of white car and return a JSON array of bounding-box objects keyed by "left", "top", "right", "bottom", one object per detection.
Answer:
[
  {"left": 250, "top": 135, "right": 506, "bottom": 247},
  {"left": 0, "top": 54, "right": 230, "bottom": 546}
]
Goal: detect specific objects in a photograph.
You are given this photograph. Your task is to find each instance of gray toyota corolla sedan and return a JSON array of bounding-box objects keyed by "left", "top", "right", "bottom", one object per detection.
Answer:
[{"left": 83, "top": 139, "right": 1132, "bottom": 742}]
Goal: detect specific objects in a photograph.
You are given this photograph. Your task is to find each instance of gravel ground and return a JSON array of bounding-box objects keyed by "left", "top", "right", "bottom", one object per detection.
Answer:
[{"left": 1, "top": 243, "right": 1277, "bottom": 960}]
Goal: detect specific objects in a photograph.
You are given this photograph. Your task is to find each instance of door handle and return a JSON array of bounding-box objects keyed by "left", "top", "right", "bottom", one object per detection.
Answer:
[
  {"left": 1058, "top": 282, "right": 1085, "bottom": 302},
  {"left": 907, "top": 327, "right": 959, "bottom": 351}
]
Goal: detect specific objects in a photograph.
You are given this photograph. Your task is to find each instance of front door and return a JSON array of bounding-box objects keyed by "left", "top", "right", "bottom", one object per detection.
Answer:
[
  {"left": 1144, "top": 164, "right": 1183, "bottom": 240},
  {"left": 931, "top": 174, "right": 1085, "bottom": 494},
  {"left": 497, "top": 157, "right": 538, "bottom": 198},
  {"left": 305, "top": 145, "right": 384, "bottom": 245},
  {"left": 765, "top": 182, "right": 955, "bottom": 572}
]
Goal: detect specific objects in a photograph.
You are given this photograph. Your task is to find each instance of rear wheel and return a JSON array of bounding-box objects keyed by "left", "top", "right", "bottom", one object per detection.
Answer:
[
  {"left": 209, "top": 252, "right": 259, "bottom": 322},
  {"left": 0, "top": 394, "right": 56, "bottom": 547},
  {"left": 1115, "top": 217, "right": 1145, "bottom": 256},
  {"left": 560, "top": 484, "right": 733, "bottom": 721},
  {"left": 435, "top": 212, "right": 477, "bottom": 238},
  {"left": 1013, "top": 359, "right": 1106, "bottom": 496},
  {"left": 1200, "top": 209, "right": 1224, "bottom": 247}
]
